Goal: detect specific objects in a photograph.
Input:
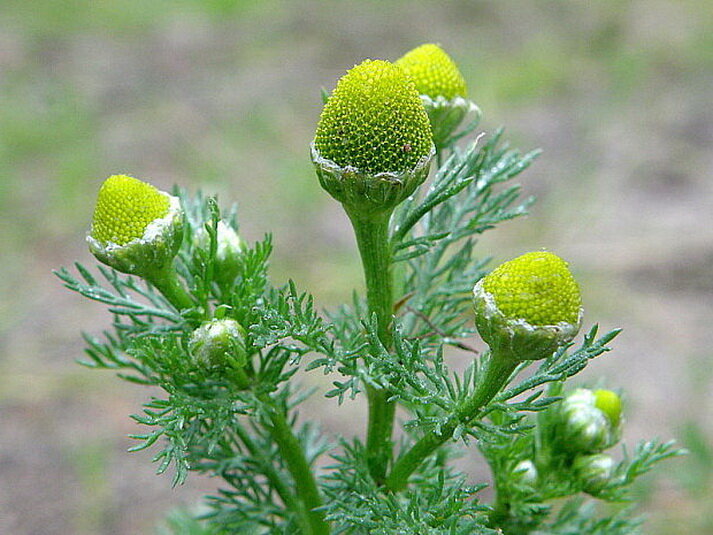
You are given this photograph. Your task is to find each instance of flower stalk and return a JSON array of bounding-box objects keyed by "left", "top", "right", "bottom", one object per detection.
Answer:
[{"left": 347, "top": 208, "right": 397, "bottom": 484}]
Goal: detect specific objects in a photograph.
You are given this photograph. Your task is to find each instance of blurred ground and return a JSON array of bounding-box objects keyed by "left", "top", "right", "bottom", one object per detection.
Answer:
[{"left": 1, "top": 1, "right": 712, "bottom": 533}]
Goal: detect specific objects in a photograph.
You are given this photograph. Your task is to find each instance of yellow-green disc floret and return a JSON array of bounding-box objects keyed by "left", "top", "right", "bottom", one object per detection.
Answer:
[
  {"left": 91, "top": 174, "right": 170, "bottom": 246},
  {"left": 594, "top": 389, "right": 622, "bottom": 426},
  {"left": 483, "top": 251, "right": 581, "bottom": 326},
  {"left": 396, "top": 43, "right": 467, "bottom": 100},
  {"left": 314, "top": 59, "right": 432, "bottom": 175}
]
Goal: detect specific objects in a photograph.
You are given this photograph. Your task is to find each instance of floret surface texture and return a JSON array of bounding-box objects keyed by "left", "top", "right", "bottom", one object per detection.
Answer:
[
  {"left": 482, "top": 251, "right": 581, "bottom": 326},
  {"left": 91, "top": 174, "right": 170, "bottom": 246},
  {"left": 396, "top": 43, "right": 467, "bottom": 100},
  {"left": 314, "top": 59, "right": 432, "bottom": 175}
]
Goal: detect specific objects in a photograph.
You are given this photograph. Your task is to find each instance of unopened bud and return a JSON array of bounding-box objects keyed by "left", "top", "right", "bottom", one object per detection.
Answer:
[
  {"left": 573, "top": 453, "right": 615, "bottom": 494},
  {"left": 558, "top": 389, "right": 621, "bottom": 454},
  {"left": 194, "top": 220, "right": 245, "bottom": 284},
  {"left": 189, "top": 318, "right": 247, "bottom": 370},
  {"left": 513, "top": 459, "right": 538, "bottom": 486}
]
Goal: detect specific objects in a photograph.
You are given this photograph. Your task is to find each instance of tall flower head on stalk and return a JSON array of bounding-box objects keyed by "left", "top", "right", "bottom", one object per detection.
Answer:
[
  {"left": 312, "top": 59, "right": 434, "bottom": 218},
  {"left": 396, "top": 43, "right": 480, "bottom": 150},
  {"left": 473, "top": 251, "right": 583, "bottom": 362},
  {"left": 88, "top": 174, "right": 184, "bottom": 277}
]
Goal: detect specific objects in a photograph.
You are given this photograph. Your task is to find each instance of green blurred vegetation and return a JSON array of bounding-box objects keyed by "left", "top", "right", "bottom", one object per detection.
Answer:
[{"left": 1, "top": 0, "right": 711, "bottom": 533}]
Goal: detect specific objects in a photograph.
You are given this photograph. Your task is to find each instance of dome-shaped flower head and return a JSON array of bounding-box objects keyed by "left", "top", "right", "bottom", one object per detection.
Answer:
[
  {"left": 396, "top": 44, "right": 478, "bottom": 150},
  {"left": 395, "top": 43, "right": 467, "bottom": 100},
  {"left": 88, "top": 175, "right": 184, "bottom": 276},
  {"left": 312, "top": 59, "right": 434, "bottom": 217},
  {"left": 473, "top": 251, "right": 583, "bottom": 361}
]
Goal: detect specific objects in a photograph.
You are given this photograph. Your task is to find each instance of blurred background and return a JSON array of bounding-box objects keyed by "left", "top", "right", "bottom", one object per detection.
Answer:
[{"left": 1, "top": 1, "right": 711, "bottom": 533}]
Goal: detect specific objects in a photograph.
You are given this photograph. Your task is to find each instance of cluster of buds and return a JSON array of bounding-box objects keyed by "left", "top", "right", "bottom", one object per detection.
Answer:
[
  {"left": 554, "top": 387, "right": 622, "bottom": 494},
  {"left": 88, "top": 175, "right": 249, "bottom": 379}
]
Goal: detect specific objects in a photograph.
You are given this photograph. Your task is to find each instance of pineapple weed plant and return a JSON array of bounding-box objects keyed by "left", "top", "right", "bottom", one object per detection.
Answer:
[{"left": 57, "top": 44, "right": 682, "bottom": 534}]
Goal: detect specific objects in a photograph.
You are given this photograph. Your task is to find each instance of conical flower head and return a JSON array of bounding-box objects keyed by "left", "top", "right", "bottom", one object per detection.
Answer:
[
  {"left": 483, "top": 251, "right": 581, "bottom": 326},
  {"left": 314, "top": 59, "right": 432, "bottom": 176},
  {"left": 396, "top": 43, "right": 467, "bottom": 100},
  {"left": 91, "top": 175, "right": 170, "bottom": 246},
  {"left": 87, "top": 175, "right": 184, "bottom": 276},
  {"left": 473, "top": 252, "right": 583, "bottom": 361}
]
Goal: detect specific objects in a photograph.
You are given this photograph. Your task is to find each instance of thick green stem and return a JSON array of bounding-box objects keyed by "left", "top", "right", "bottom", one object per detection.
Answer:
[
  {"left": 146, "top": 265, "right": 194, "bottom": 311},
  {"left": 346, "top": 209, "right": 397, "bottom": 484},
  {"left": 266, "top": 405, "right": 330, "bottom": 535},
  {"left": 385, "top": 352, "right": 518, "bottom": 491}
]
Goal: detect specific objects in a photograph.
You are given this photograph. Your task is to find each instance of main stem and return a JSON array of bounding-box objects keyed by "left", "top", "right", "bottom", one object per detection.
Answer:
[
  {"left": 385, "top": 351, "right": 518, "bottom": 491},
  {"left": 267, "top": 405, "right": 330, "bottom": 535},
  {"left": 346, "top": 209, "right": 396, "bottom": 484}
]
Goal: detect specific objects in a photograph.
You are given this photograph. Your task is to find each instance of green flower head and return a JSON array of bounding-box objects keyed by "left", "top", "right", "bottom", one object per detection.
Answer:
[
  {"left": 91, "top": 174, "right": 170, "bottom": 246},
  {"left": 396, "top": 43, "right": 467, "bottom": 100},
  {"left": 314, "top": 59, "right": 432, "bottom": 176},
  {"left": 483, "top": 251, "right": 581, "bottom": 326},
  {"left": 473, "top": 251, "right": 583, "bottom": 361},
  {"left": 87, "top": 175, "right": 184, "bottom": 276}
]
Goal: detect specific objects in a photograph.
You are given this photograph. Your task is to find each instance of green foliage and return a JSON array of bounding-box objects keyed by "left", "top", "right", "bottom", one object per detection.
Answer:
[{"left": 57, "top": 47, "right": 683, "bottom": 534}]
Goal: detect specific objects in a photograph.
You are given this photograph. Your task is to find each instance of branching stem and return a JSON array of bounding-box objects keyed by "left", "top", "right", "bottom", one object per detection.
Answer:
[
  {"left": 385, "top": 351, "right": 519, "bottom": 491},
  {"left": 346, "top": 209, "right": 396, "bottom": 484}
]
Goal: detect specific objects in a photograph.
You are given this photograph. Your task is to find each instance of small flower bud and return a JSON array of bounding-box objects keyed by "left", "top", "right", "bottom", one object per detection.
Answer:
[
  {"left": 557, "top": 389, "right": 621, "bottom": 454},
  {"left": 88, "top": 175, "right": 184, "bottom": 277},
  {"left": 513, "top": 459, "right": 538, "bottom": 486},
  {"left": 573, "top": 453, "right": 615, "bottom": 494},
  {"left": 189, "top": 318, "right": 247, "bottom": 370},
  {"left": 194, "top": 220, "right": 245, "bottom": 284},
  {"left": 472, "top": 252, "right": 583, "bottom": 361},
  {"left": 312, "top": 59, "right": 434, "bottom": 216},
  {"left": 396, "top": 43, "right": 479, "bottom": 149}
]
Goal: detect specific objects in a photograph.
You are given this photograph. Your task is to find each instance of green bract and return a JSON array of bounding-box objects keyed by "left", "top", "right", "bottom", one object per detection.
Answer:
[
  {"left": 314, "top": 59, "right": 432, "bottom": 175},
  {"left": 396, "top": 43, "right": 467, "bottom": 100},
  {"left": 87, "top": 175, "right": 184, "bottom": 277}
]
